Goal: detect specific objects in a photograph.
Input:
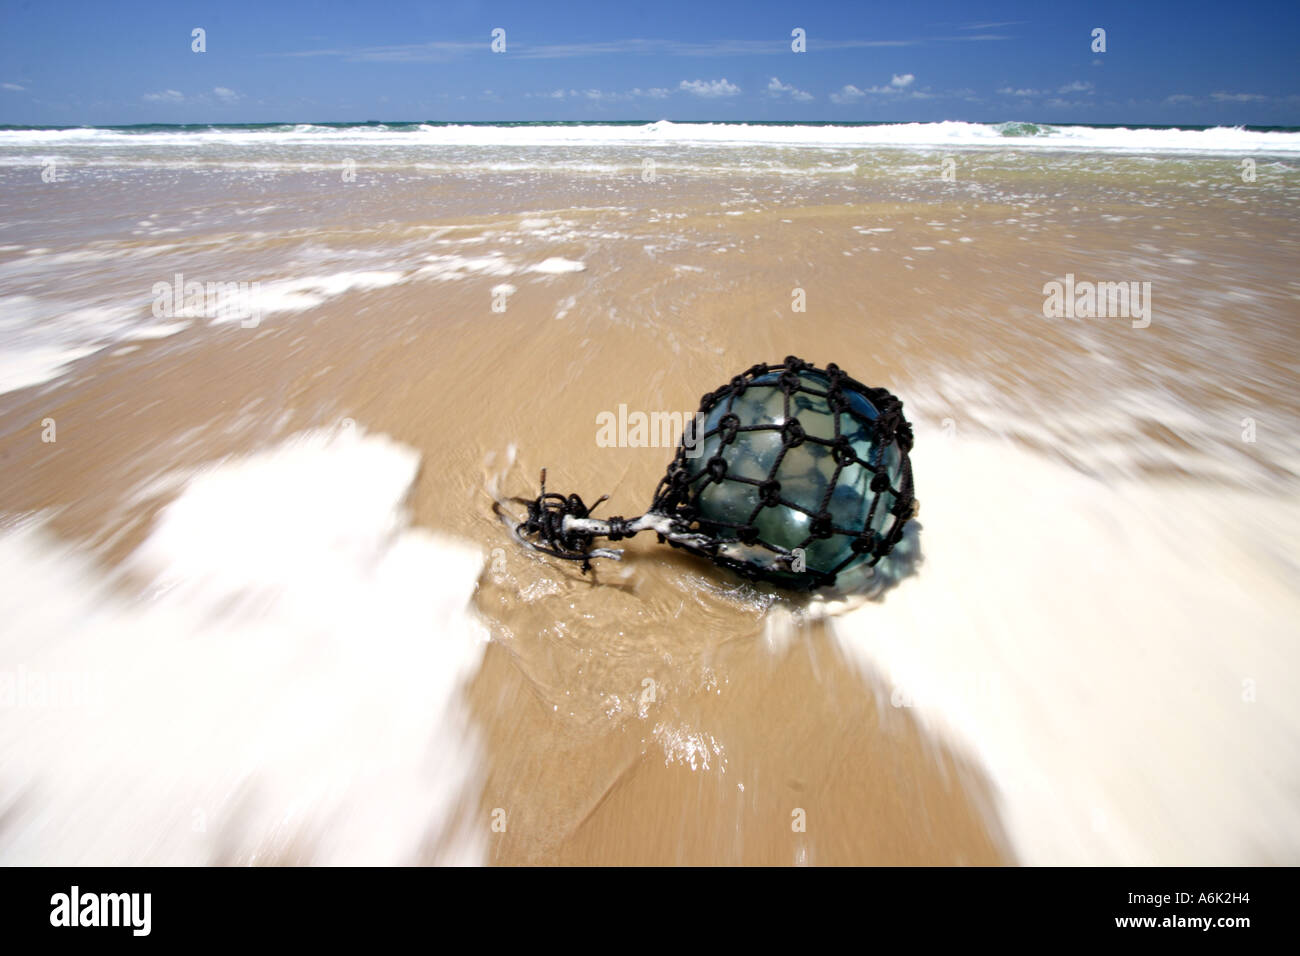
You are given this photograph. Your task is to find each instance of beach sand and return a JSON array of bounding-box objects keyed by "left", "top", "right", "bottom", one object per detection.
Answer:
[{"left": 1, "top": 127, "right": 1298, "bottom": 864}]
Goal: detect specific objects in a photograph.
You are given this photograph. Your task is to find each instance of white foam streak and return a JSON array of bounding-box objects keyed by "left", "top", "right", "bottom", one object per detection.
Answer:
[
  {"left": 0, "top": 427, "right": 489, "bottom": 865},
  {"left": 0, "top": 296, "right": 137, "bottom": 394},
  {"left": 243, "top": 270, "right": 408, "bottom": 319},
  {"left": 528, "top": 257, "right": 586, "bottom": 274},
  {"left": 416, "top": 253, "right": 516, "bottom": 281},
  {"left": 834, "top": 428, "right": 1300, "bottom": 864}
]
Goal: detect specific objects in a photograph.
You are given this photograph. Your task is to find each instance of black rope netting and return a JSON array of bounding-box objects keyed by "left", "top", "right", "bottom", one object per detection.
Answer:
[{"left": 503, "top": 355, "right": 916, "bottom": 591}]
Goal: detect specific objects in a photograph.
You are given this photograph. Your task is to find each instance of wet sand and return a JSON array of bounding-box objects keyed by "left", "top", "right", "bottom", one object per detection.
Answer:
[{"left": 2, "top": 150, "right": 1298, "bottom": 864}]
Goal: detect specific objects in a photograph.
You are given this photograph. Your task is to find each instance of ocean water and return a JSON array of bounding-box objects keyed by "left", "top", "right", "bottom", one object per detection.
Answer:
[
  {"left": 2, "top": 121, "right": 1297, "bottom": 397},
  {"left": 4, "top": 118, "right": 1300, "bottom": 150}
]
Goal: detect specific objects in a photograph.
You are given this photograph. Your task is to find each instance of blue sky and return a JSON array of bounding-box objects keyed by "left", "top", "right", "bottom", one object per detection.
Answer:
[{"left": 2, "top": 0, "right": 1297, "bottom": 126}]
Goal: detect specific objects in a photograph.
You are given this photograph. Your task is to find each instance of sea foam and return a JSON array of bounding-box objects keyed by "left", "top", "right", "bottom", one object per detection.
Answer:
[
  {"left": 0, "top": 426, "right": 489, "bottom": 865},
  {"left": 2, "top": 121, "right": 1298, "bottom": 154},
  {"left": 834, "top": 425, "right": 1300, "bottom": 865}
]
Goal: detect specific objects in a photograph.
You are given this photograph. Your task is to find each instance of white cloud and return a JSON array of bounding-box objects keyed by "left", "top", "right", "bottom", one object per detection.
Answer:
[
  {"left": 998, "top": 87, "right": 1042, "bottom": 97},
  {"left": 679, "top": 78, "right": 740, "bottom": 98},
  {"left": 1058, "top": 81, "right": 1094, "bottom": 94},
  {"left": 213, "top": 87, "right": 240, "bottom": 103},
  {"left": 1211, "top": 91, "right": 1267, "bottom": 102},
  {"left": 2, "top": 82, "right": 25, "bottom": 92},
  {"left": 829, "top": 84, "right": 866, "bottom": 104},
  {"left": 767, "top": 77, "right": 814, "bottom": 102},
  {"left": 1164, "top": 94, "right": 1197, "bottom": 104},
  {"left": 830, "top": 75, "right": 927, "bottom": 102},
  {"left": 143, "top": 89, "right": 185, "bottom": 103}
]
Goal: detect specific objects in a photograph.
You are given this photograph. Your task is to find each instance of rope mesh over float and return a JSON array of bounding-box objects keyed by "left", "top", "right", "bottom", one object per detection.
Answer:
[{"left": 503, "top": 356, "right": 917, "bottom": 591}]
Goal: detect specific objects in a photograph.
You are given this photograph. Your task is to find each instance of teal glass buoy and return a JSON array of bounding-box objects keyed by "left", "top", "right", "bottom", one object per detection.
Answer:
[
  {"left": 678, "top": 366, "right": 906, "bottom": 586},
  {"left": 655, "top": 357, "right": 913, "bottom": 588},
  {"left": 508, "top": 356, "right": 916, "bottom": 591}
]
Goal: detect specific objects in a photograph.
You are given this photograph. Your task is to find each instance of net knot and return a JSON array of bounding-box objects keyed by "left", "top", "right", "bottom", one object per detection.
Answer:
[
  {"left": 758, "top": 478, "right": 782, "bottom": 507},
  {"left": 717, "top": 412, "right": 741, "bottom": 444},
  {"left": 831, "top": 435, "right": 856, "bottom": 465}
]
